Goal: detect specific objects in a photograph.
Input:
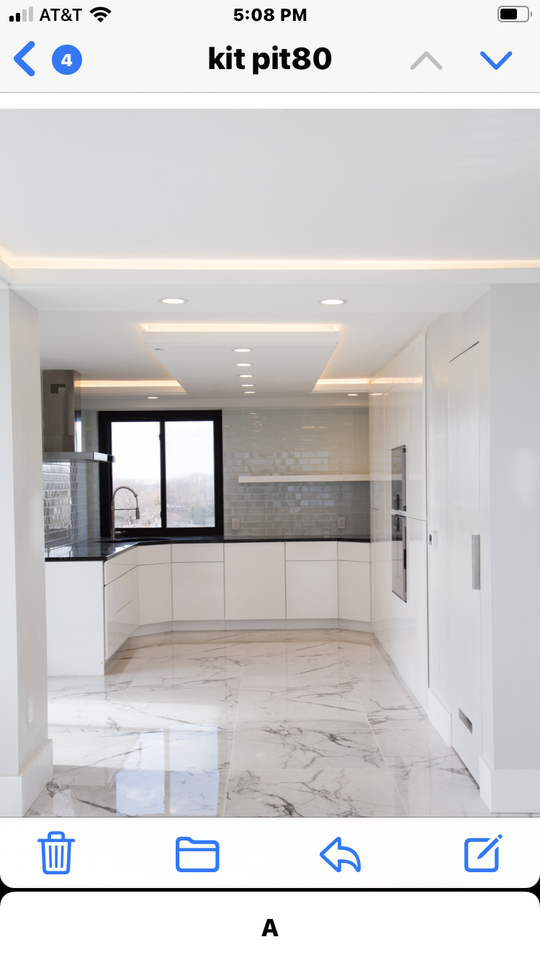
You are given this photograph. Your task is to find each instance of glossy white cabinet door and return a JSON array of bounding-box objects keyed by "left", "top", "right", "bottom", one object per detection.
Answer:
[
  {"left": 285, "top": 541, "right": 337, "bottom": 562},
  {"left": 138, "top": 562, "right": 172, "bottom": 625},
  {"left": 224, "top": 542, "right": 286, "bottom": 620},
  {"left": 45, "top": 562, "right": 105, "bottom": 675},
  {"left": 171, "top": 543, "right": 224, "bottom": 563},
  {"left": 105, "top": 566, "right": 138, "bottom": 659},
  {"left": 337, "top": 541, "right": 371, "bottom": 563},
  {"left": 338, "top": 560, "right": 371, "bottom": 622},
  {"left": 286, "top": 560, "right": 338, "bottom": 619},
  {"left": 172, "top": 562, "right": 225, "bottom": 621}
]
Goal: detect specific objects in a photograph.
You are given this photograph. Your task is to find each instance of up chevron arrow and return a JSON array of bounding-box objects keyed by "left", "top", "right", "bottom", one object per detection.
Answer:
[
  {"left": 410, "top": 51, "right": 443, "bottom": 70},
  {"left": 480, "top": 50, "right": 512, "bottom": 70},
  {"left": 14, "top": 41, "right": 36, "bottom": 77}
]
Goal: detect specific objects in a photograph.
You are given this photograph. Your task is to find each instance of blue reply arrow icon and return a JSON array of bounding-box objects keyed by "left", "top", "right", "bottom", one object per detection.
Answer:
[
  {"left": 14, "top": 41, "right": 36, "bottom": 76},
  {"left": 320, "top": 837, "right": 361, "bottom": 873}
]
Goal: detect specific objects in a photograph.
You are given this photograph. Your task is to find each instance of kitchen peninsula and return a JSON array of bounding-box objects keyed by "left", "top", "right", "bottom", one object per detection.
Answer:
[{"left": 45, "top": 537, "right": 371, "bottom": 675}]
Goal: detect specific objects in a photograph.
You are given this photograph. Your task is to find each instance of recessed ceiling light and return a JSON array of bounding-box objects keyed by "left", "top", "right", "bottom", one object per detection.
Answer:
[
  {"left": 239, "top": 374, "right": 253, "bottom": 378},
  {"left": 233, "top": 348, "right": 252, "bottom": 352},
  {"left": 147, "top": 396, "right": 159, "bottom": 399},
  {"left": 319, "top": 298, "right": 347, "bottom": 306},
  {"left": 160, "top": 298, "right": 187, "bottom": 304},
  {"left": 347, "top": 393, "right": 359, "bottom": 397},
  {"left": 243, "top": 390, "right": 255, "bottom": 394},
  {"left": 235, "top": 363, "right": 252, "bottom": 367},
  {"left": 370, "top": 392, "right": 384, "bottom": 396}
]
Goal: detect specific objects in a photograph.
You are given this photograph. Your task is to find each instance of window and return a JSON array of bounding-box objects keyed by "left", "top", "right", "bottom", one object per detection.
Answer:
[{"left": 98, "top": 411, "right": 223, "bottom": 538}]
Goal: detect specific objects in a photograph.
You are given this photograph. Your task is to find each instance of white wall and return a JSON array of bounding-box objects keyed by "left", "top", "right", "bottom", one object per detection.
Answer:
[
  {"left": 485, "top": 286, "right": 540, "bottom": 808},
  {"left": 370, "top": 332, "right": 428, "bottom": 707},
  {"left": 0, "top": 289, "right": 52, "bottom": 816},
  {"left": 427, "top": 287, "right": 540, "bottom": 812}
]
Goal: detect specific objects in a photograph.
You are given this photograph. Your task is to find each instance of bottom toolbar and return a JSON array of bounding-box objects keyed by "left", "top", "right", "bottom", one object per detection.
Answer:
[{"left": 1, "top": 819, "right": 537, "bottom": 889}]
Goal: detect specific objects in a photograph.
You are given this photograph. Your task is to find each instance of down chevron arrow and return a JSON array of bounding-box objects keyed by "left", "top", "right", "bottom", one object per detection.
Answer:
[{"left": 480, "top": 51, "right": 512, "bottom": 70}]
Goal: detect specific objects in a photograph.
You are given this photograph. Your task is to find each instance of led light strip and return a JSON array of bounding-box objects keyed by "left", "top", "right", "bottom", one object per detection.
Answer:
[{"left": 4, "top": 254, "right": 540, "bottom": 271}]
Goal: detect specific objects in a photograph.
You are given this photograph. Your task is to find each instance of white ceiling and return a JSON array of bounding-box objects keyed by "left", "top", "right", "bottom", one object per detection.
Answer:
[
  {"left": 2, "top": 109, "right": 538, "bottom": 405},
  {"left": 2, "top": 110, "right": 540, "bottom": 260}
]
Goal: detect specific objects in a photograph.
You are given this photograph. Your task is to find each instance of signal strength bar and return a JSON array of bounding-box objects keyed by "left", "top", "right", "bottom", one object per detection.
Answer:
[{"left": 9, "top": 6, "right": 33, "bottom": 20}]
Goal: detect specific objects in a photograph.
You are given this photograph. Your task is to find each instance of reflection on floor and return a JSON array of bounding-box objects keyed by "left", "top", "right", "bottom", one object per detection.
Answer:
[{"left": 28, "top": 629, "right": 494, "bottom": 817}]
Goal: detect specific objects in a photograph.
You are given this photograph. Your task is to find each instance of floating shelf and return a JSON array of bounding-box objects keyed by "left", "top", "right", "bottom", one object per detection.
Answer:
[
  {"left": 238, "top": 474, "right": 370, "bottom": 483},
  {"left": 43, "top": 452, "right": 115, "bottom": 464}
]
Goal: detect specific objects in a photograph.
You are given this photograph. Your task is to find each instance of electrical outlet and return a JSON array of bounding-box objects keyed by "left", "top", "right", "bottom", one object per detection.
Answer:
[
  {"left": 337, "top": 517, "right": 346, "bottom": 529},
  {"left": 26, "top": 694, "right": 33, "bottom": 724},
  {"left": 231, "top": 518, "right": 240, "bottom": 530}
]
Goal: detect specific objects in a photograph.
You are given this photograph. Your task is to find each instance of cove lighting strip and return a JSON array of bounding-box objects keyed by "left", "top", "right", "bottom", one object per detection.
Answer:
[
  {"left": 316, "top": 379, "right": 370, "bottom": 385},
  {"left": 142, "top": 323, "right": 339, "bottom": 332},
  {"left": 3, "top": 254, "right": 540, "bottom": 271},
  {"left": 81, "top": 380, "right": 182, "bottom": 388}
]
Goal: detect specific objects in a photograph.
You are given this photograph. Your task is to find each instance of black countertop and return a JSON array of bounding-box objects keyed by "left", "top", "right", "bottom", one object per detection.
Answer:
[{"left": 45, "top": 535, "right": 371, "bottom": 561}]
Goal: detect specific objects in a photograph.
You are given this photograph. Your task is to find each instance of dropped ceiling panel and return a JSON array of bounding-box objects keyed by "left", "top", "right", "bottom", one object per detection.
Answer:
[{"left": 142, "top": 331, "right": 339, "bottom": 398}]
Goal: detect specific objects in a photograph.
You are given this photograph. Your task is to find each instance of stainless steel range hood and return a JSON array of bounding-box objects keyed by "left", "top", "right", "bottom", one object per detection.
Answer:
[{"left": 42, "top": 370, "right": 114, "bottom": 463}]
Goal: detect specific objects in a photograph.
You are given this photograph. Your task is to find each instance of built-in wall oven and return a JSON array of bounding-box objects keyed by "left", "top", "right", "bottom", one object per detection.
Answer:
[{"left": 391, "top": 444, "right": 407, "bottom": 601}]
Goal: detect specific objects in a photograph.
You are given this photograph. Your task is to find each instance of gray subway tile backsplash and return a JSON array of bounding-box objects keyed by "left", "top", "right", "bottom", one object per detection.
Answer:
[
  {"left": 223, "top": 407, "right": 370, "bottom": 539},
  {"left": 43, "top": 410, "right": 101, "bottom": 547}
]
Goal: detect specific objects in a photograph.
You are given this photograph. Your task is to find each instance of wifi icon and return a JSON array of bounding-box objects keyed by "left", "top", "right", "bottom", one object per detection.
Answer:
[{"left": 90, "top": 5, "right": 111, "bottom": 21}]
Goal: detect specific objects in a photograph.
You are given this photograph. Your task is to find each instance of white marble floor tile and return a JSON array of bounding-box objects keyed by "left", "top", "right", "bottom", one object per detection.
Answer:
[
  {"left": 229, "top": 722, "right": 384, "bottom": 770},
  {"left": 29, "top": 629, "right": 500, "bottom": 818},
  {"left": 225, "top": 767, "right": 408, "bottom": 817},
  {"left": 387, "top": 755, "right": 494, "bottom": 817}
]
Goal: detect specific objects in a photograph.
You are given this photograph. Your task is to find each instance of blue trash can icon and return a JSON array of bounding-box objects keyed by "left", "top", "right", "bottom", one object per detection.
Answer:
[{"left": 38, "top": 831, "right": 75, "bottom": 875}]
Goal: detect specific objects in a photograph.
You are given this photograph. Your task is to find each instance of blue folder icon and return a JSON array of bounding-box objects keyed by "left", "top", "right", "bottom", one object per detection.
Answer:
[{"left": 175, "top": 837, "right": 220, "bottom": 873}]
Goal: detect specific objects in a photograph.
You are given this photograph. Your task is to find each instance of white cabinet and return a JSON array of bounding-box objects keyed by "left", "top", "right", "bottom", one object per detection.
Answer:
[
  {"left": 46, "top": 562, "right": 106, "bottom": 675},
  {"left": 285, "top": 541, "right": 338, "bottom": 562},
  {"left": 105, "top": 566, "right": 138, "bottom": 659},
  {"left": 103, "top": 546, "right": 138, "bottom": 584},
  {"left": 338, "top": 561, "right": 371, "bottom": 622},
  {"left": 172, "top": 562, "right": 225, "bottom": 620},
  {"left": 286, "top": 561, "right": 338, "bottom": 619},
  {"left": 172, "top": 543, "right": 223, "bottom": 563},
  {"left": 224, "top": 542, "right": 286, "bottom": 620},
  {"left": 172, "top": 542, "right": 224, "bottom": 621},
  {"left": 137, "top": 545, "right": 172, "bottom": 625}
]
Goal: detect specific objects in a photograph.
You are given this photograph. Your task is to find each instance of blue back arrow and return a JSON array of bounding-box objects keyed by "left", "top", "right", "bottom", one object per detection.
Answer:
[
  {"left": 14, "top": 41, "right": 36, "bottom": 77},
  {"left": 320, "top": 837, "right": 361, "bottom": 873}
]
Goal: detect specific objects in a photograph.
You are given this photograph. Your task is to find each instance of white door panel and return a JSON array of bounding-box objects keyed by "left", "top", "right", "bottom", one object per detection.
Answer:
[{"left": 448, "top": 342, "right": 483, "bottom": 781}]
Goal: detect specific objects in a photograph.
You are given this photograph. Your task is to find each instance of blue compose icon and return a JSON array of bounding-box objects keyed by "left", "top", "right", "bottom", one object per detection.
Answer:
[{"left": 464, "top": 835, "right": 502, "bottom": 873}]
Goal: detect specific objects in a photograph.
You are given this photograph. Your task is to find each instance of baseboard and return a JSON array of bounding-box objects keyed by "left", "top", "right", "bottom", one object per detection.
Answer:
[
  {"left": 129, "top": 618, "right": 374, "bottom": 637},
  {"left": 128, "top": 621, "right": 174, "bottom": 637},
  {"left": 479, "top": 756, "right": 540, "bottom": 813},
  {"left": 0, "top": 739, "right": 53, "bottom": 817},
  {"left": 427, "top": 689, "right": 453, "bottom": 747},
  {"left": 338, "top": 619, "right": 373, "bottom": 632}
]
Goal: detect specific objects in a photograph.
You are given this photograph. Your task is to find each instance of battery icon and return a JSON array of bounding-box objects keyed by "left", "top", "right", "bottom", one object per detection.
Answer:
[{"left": 498, "top": 6, "right": 530, "bottom": 19}]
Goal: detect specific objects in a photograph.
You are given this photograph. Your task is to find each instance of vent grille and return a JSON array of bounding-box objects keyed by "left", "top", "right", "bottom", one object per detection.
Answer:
[
  {"left": 50, "top": 383, "right": 66, "bottom": 395},
  {"left": 459, "top": 708, "right": 473, "bottom": 734}
]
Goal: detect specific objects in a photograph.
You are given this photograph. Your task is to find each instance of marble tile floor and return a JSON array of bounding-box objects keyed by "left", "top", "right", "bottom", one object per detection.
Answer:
[{"left": 27, "top": 628, "right": 500, "bottom": 818}]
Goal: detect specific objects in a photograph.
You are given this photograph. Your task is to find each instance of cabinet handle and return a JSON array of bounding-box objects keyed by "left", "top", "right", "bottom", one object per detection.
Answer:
[{"left": 471, "top": 534, "right": 481, "bottom": 590}]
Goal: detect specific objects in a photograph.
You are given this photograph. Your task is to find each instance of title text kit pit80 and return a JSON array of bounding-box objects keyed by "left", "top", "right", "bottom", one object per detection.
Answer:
[
  {"left": 233, "top": 8, "right": 307, "bottom": 20},
  {"left": 209, "top": 46, "right": 331, "bottom": 73}
]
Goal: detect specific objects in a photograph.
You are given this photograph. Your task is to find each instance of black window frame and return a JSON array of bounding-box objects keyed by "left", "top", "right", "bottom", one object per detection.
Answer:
[{"left": 98, "top": 410, "right": 223, "bottom": 539}]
